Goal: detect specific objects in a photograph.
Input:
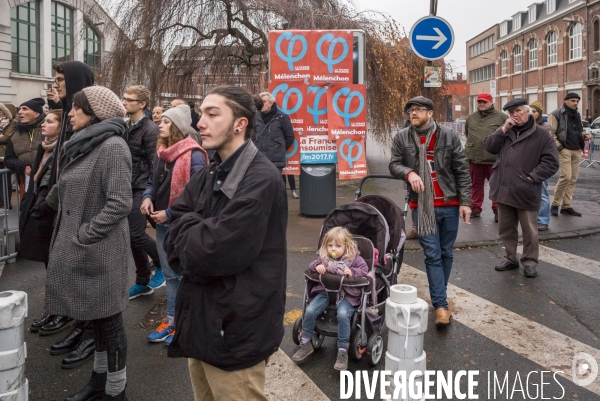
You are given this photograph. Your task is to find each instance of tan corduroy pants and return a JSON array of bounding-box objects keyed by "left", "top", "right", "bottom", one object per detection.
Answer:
[
  {"left": 552, "top": 149, "right": 580, "bottom": 209},
  {"left": 187, "top": 358, "right": 268, "bottom": 401}
]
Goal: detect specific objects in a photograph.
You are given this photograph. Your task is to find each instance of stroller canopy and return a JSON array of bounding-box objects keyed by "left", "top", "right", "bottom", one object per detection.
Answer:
[
  {"left": 356, "top": 195, "right": 405, "bottom": 253},
  {"left": 319, "top": 202, "right": 389, "bottom": 257}
]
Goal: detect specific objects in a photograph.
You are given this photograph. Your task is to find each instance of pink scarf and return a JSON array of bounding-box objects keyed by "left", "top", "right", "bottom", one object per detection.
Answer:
[{"left": 157, "top": 137, "right": 208, "bottom": 207}]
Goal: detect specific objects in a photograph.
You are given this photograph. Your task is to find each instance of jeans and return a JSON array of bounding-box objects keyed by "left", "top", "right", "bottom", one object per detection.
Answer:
[
  {"left": 302, "top": 294, "right": 355, "bottom": 349},
  {"left": 156, "top": 222, "right": 182, "bottom": 320},
  {"left": 538, "top": 180, "right": 550, "bottom": 225},
  {"left": 92, "top": 312, "right": 127, "bottom": 372},
  {"left": 128, "top": 190, "right": 160, "bottom": 286},
  {"left": 412, "top": 206, "right": 459, "bottom": 310}
]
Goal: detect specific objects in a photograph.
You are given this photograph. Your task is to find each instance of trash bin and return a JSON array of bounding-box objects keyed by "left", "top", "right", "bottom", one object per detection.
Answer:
[
  {"left": 0, "top": 290, "right": 28, "bottom": 401},
  {"left": 299, "top": 164, "right": 336, "bottom": 217}
]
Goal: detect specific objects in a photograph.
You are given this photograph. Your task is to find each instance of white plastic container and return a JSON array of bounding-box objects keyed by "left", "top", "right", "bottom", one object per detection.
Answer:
[
  {"left": 384, "top": 285, "right": 428, "bottom": 401},
  {"left": 0, "top": 291, "right": 28, "bottom": 401}
]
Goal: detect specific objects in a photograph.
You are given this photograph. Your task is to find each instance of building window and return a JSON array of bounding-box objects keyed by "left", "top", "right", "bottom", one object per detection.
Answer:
[
  {"left": 501, "top": 50, "right": 508, "bottom": 76},
  {"left": 84, "top": 25, "right": 101, "bottom": 71},
  {"left": 547, "top": 0, "right": 556, "bottom": 14},
  {"left": 233, "top": 65, "right": 241, "bottom": 75},
  {"left": 468, "top": 64, "right": 495, "bottom": 84},
  {"left": 592, "top": 69, "right": 599, "bottom": 80},
  {"left": 203, "top": 64, "right": 211, "bottom": 75},
  {"left": 513, "top": 15, "right": 521, "bottom": 31},
  {"left": 547, "top": 31, "right": 557, "bottom": 65},
  {"left": 500, "top": 21, "right": 508, "bottom": 37},
  {"left": 529, "top": 39, "right": 538, "bottom": 69},
  {"left": 569, "top": 23, "right": 582, "bottom": 60},
  {"left": 529, "top": 6, "right": 537, "bottom": 23},
  {"left": 469, "top": 35, "right": 494, "bottom": 59},
  {"left": 51, "top": 1, "right": 73, "bottom": 63},
  {"left": 514, "top": 45, "right": 522, "bottom": 73},
  {"left": 10, "top": 1, "right": 40, "bottom": 75},
  {"left": 594, "top": 20, "right": 599, "bottom": 52}
]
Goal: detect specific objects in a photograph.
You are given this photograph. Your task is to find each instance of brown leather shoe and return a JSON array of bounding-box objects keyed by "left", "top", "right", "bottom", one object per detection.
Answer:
[{"left": 435, "top": 308, "right": 451, "bottom": 328}]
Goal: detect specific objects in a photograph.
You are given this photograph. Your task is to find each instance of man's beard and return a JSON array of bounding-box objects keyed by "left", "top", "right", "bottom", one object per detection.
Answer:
[{"left": 205, "top": 121, "right": 236, "bottom": 152}]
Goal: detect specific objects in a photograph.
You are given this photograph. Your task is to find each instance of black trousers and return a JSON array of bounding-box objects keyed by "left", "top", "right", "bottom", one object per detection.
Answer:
[
  {"left": 92, "top": 312, "right": 127, "bottom": 372},
  {"left": 282, "top": 174, "right": 296, "bottom": 190},
  {"left": 128, "top": 189, "right": 160, "bottom": 286}
]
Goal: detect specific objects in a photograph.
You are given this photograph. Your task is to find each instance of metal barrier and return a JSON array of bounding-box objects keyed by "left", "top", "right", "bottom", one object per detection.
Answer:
[
  {"left": 0, "top": 168, "right": 19, "bottom": 265},
  {"left": 580, "top": 139, "right": 600, "bottom": 168}
]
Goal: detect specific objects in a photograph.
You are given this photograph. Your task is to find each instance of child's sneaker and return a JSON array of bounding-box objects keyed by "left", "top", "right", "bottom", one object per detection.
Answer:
[
  {"left": 147, "top": 318, "right": 174, "bottom": 342},
  {"left": 334, "top": 349, "right": 348, "bottom": 371},
  {"left": 128, "top": 284, "right": 154, "bottom": 299},
  {"left": 164, "top": 330, "right": 175, "bottom": 346},
  {"left": 291, "top": 341, "right": 314, "bottom": 362},
  {"left": 148, "top": 267, "right": 166, "bottom": 289}
]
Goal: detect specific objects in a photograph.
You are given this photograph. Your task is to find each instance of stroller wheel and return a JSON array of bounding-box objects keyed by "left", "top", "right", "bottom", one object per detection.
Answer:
[
  {"left": 311, "top": 333, "right": 325, "bottom": 349},
  {"left": 292, "top": 317, "right": 303, "bottom": 345},
  {"left": 349, "top": 329, "right": 366, "bottom": 361},
  {"left": 366, "top": 333, "right": 384, "bottom": 366}
]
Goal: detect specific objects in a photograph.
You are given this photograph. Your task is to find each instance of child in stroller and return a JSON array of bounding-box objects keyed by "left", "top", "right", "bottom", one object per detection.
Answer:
[{"left": 291, "top": 227, "right": 368, "bottom": 370}]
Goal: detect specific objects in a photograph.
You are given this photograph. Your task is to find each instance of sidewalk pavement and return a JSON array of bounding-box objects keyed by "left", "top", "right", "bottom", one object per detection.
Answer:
[{"left": 286, "top": 136, "right": 600, "bottom": 252}]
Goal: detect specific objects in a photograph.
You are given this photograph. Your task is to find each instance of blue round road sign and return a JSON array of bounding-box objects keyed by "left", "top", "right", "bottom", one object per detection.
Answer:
[{"left": 409, "top": 16, "right": 454, "bottom": 61}]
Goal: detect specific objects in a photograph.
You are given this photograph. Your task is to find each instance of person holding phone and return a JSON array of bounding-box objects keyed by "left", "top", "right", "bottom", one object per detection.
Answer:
[
  {"left": 389, "top": 96, "right": 472, "bottom": 328},
  {"left": 484, "top": 99, "right": 559, "bottom": 279}
]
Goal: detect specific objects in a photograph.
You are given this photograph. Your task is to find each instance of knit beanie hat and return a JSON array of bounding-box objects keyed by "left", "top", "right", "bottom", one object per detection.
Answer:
[
  {"left": 529, "top": 101, "right": 543, "bottom": 115},
  {"left": 162, "top": 104, "right": 192, "bottom": 134},
  {"left": 20, "top": 98, "right": 45, "bottom": 114},
  {"left": 564, "top": 92, "right": 581, "bottom": 101},
  {"left": 81, "top": 86, "right": 126, "bottom": 121}
]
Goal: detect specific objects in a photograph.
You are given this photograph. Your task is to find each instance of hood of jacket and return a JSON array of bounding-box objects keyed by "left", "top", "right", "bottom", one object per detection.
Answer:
[{"left": 60, "top": 61, "right": 95, "bottom": 114}]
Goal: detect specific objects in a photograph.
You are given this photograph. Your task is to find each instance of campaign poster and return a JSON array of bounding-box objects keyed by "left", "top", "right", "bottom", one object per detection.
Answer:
[
  {"left": 337, "top": 135, "right": 367, "bottom": 180},
  {"left": 306, "top": 85, "right": 329, "bottom": 136},
  {"left": 300, "top": 135, "right": 337, "bottom": 164},
  {"left": 268, "top": 81, "right": 307, "bottom": 175},
  {"left": 327, "top": 84, "right": 367, "bottom": 140},
  {"left": 310, "top": 30, "right": 353, "bottom": 85},
  {"left": 269, "top": 30, "right": 311, "bottom": 82}
]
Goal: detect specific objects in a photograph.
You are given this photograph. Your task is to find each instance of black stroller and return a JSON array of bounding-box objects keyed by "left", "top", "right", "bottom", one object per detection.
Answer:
[{"left": 292, "top": 175, "right": 406, "bottom": 366}]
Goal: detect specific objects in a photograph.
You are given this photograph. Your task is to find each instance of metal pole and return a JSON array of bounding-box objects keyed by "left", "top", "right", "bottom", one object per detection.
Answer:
[{"left": 425, "top": 0, "right": 436, "bottom": 99}]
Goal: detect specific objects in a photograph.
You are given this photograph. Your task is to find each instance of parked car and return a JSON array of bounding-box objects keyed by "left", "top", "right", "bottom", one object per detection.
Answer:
[
  {"left": 590, "top": 117, "right": 600, "bottom": 139},
  {"left": 582, "top": 120, "right": 591, "bottom": 136}
]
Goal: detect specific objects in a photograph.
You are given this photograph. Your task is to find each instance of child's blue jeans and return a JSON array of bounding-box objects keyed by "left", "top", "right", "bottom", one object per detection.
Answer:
[{"left": 302, "top": 293, "right": 355, "bottom": 350}]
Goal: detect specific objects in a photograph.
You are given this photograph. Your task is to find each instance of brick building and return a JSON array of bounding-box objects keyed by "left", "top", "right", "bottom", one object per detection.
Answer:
[
  {"left": 466, "top": 25, "right": 499, "bottom": 114},
  {"left": 442, "top": 73, "right": 470, "bottom": 121},
  {"left": 466, "top": 0, "right": 597, "bottom": 118}
]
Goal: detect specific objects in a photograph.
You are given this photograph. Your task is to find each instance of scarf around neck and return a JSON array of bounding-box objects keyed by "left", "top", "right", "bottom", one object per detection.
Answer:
[
  {"left": 61, "top": 118, "right": 126, "bottom": 169},
  {"left": 157, "top": 136, "right": 207, "bottom": 207},
  {"left": 16, "top": 113, "right": 45, "bottom": 133},
  {"left": 411, "top": 118, "right": 437, "bottom": 237}
]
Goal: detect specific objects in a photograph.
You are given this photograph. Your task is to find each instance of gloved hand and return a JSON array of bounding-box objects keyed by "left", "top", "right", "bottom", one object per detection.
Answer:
[{"left": 31, "top": 201, "right": 54, "bottom": 219}]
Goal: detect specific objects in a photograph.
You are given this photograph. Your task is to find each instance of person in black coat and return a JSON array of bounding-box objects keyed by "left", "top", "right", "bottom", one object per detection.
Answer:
[
  {"left": 164, "top": 86, "right": 287, "bottom": 400},
  {"left": 18, "top": 110, "right": 73, "bottom": 333}
]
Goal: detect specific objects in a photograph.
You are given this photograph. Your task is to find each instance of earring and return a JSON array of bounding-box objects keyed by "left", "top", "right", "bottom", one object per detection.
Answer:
[{"left": 235, "top": 129, "right": 239, "bottom": 133}]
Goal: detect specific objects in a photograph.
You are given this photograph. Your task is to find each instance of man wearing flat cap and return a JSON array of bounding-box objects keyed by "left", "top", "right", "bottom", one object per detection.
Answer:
[
  {"left": 390, "top": 96, "right": 471, "bottom": 328},
  {"left": 4, "top": 97, "right": 45, "bottom": 196},
  {"left": 464, "top": 92, "right": 508, "bottom": 222},
  {"left": 484, "top": 98, "right": 559, "bottom": 278},
  {"left": 547, "top": 92, "right": 592, "bottom": 217}
]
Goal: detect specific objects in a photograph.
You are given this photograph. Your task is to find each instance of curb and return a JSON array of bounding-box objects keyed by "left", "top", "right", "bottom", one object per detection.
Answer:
[{"left": 287, "top": 227, "right": 600, "bottom": 253}]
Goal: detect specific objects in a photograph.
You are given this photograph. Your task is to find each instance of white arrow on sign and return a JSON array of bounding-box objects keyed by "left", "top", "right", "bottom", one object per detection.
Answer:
[{"left": 416, "top": 27, "right": 447, "bottom": 50}]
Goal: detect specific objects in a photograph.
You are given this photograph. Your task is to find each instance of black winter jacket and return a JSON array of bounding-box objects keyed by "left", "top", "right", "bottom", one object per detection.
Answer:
[
  {"left": 254, "top": 105, "right": 294, "bottom": 168},
  {"left": 484, "top": 116, "right": 559, "bottom": 210},
  {"left": 164, "top": 140, "right": 287, "bottom": 371},
  {"left": 126, "top": 116, "right": 158, "bottom": 190},
  {"left": 389, "top": 122, "right": 472, "bottom": 206}
]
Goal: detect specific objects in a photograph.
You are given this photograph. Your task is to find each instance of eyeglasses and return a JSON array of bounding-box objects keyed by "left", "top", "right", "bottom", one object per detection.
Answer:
[
  {"left": 122, "top": 98, "right": 141, "bottom": 103},
  {"left": 407, "top": 107, "right": 429, "bottom": 114},
  {"left": 54, "top": 77, "right": 65, "bottom": 84}
]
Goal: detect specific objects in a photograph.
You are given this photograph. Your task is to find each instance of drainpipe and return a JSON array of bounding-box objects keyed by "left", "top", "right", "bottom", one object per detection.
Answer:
[
  {"left": 586, "top": 2, "right": 591, "bottom": 117},
  {"left": 521, "top": 34, "right": 525, "bottom": 99}
]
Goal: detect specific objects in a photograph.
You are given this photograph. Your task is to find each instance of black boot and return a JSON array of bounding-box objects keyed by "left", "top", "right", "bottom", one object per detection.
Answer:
[
  {"left": 103, "top": 388, "right": 127, "bottom": 400},
  {"left": 62, "top": 337, "right": 95, "bottom": 369},
  {"left": 39, "top": 315, "right": 74, "bottom": 336},
  {"left": 51, "top": 326, "right": 84, "bottom": 355},
  {"left": 31, "top": 313, "right": 55, "bottom": 333},
  {"left": 65, "top": 371, "right": 106, "bottom": 401}
]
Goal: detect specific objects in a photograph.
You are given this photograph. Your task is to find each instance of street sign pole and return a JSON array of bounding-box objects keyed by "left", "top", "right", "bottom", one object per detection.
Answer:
[{"left": 425, "top": 0, "right": 437, "bottom": 99}]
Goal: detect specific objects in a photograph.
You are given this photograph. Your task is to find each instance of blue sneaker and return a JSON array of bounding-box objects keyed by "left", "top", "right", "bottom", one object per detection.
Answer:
[
  {"left": 164, "top": 330, "right": 175, "bottom": 346},
  {"left": 128, "top": 284, "right": 154, "bottom": 299},
  {"left": 147, "top": 318, "right": 174, "bottom": 342},
  {"left": 148, "top": 267, "right": 166, "bottom": 289}
]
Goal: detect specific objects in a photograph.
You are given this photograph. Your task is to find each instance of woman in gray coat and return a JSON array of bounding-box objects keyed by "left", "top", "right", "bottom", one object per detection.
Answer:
[{"left": 45, "top": 86, "right": 132, "bottom": 401}]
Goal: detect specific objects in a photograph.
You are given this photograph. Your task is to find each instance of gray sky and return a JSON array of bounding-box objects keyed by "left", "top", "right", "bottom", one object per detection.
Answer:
[{"left": 354, "top": 0, "right": 531, "bottom": 75}]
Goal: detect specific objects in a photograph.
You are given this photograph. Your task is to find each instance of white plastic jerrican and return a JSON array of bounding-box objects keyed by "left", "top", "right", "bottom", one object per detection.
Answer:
[
  {"left": 384, "top": 284, "right": 428, "bottom": 401},
  {"left": 0, "top": 291, "right": 28, "bottom": 401}
]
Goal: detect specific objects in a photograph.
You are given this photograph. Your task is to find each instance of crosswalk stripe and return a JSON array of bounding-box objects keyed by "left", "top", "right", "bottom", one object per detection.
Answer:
[
  {"left": 399, "top": 263, "right": 600, "bottom": 396},
  {"left": 265, "top": 349, "right": 330, "bottom": 400},
  {"left": 517, "top": 245, "right": 600, "bottom": 280}
]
